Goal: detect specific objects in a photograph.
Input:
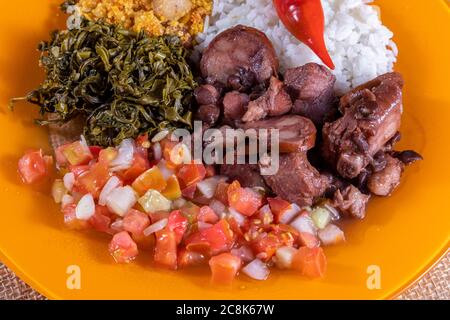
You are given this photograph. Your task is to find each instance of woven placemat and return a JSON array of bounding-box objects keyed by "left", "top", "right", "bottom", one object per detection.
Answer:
[{"left": 1, "top": 252, "right": 448, "bottom": 300}]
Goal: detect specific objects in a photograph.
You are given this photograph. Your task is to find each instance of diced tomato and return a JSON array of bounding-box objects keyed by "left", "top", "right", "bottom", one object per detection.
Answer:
[
  {"left": 214, "top": 181, "right": 229, "bottom": 205},
  {"left": 18, "top": 149, "right": 52, "bottom": 184},
  {"left": 154, "top": 228, "right": 177, "bottom": 269},
  {"left": 161, "top": 175, "right": 182, "bottom": 200},
  {"left": 135, "top": 133, "right": 150, "bottom": 150},
  {"left": 208, "top": 253, "right": 241, "bottom": 285},
  {"left": 131, "top": 166, "right": 166, "bottom": 195},
  {"left": 292, "top": 247, "right": 327, "bottom": 278},
  {"left": 178, "top": 249, "right": 207, "bottom": 268},
  {"left": 98, "top": 147, "right": 118, "bottom": 164},
  {"left": 298, "top": 232, "right": 320, "bottom": 248},
  {"left": 123, "top": 209, "right": 150, "bottom": 235},
  {"left": 185, "top": 219, "right": 235, "bottom": 255},
  {"left": 132, "top": 232, "right": 155, "bottom": 250},
  {"left": 161, "top": 139, "right": 179, "bottom": 169},
  {"left": 179, "top": 202, "right": 200, "bottom": 224},
  {"left": 73, "top": 162, "right": 111, "bottom": 198},
  {"left": 167, "top": 210, "right": 188, "bottom": 244},
  {"left": 69, "top": 165, "right": 90, "bottom": 178},
  {"left": 204, "top": 165, "right": 216, "bottom": 178},
  {"left": 177, "top": 163, "right": 206, "bottom": 187},
  {"left": 121, "top": 152, "right": 150, "bottom": 183},
  {"left": 149, "top": 211, "right": 170, "bottom": 223},
  {"left": 198, "top": 206, "right": 219, "bottom": 224},
  {"left": 62, "top": 204, "right": 90, "bottom": 230},
  {"left": 108, "top": 231, "right": 139, "bottom": 264},
  {"left": 227, "top": 181, "right": 263, "bottom": 216},
  {"left": 267, "top": 197, "right": 291, "bottom": 222},
  {"left": 89, "top": 146, "right": 103, "bottom": 159},
  {"left": 251, "top": 233, "right": 283, "bottom": 262},
  {"left": 58, "top": 141, "right": 93, "bottom": 166},
  {"left": 89, "top": 206, "right": 112, "bottom": 233},
  {"left": 181, "top": 184, "right": 197, "bottom": 199},
  {"left": 227, "top": 216, "right": 245, "bottom": 240}
]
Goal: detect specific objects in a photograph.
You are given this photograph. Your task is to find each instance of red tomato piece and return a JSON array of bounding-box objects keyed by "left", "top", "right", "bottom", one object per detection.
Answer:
[
  {"left": 177, "top": 163, "right": 206, "bottom": 187},
  {"left": 185, "top": 219, "right": 235, "bottom": 255},
  {"left": 267, "top": 197, "right": 291, "bottom": 222},
  {"left": 154, "top": 228, "right": 177, "bottom": 269},
  {"left": 123, "top": 209, "right": 150, "bottom": 235},
  {"left": 209, "top": 253, "right": 242, "bottom": 285},
  {"left": 167, "top": 210, "right": 188, "bottom": 244},
  {"left": 98, "top": 147, "right": 118, "bottom": 165},
  {"left": 18, "top": 149, "right": 51, "bottom": 184},
  {"left": 204, "top": 165, "right": 216, "bottom": 178},
  {"left": 89, "top": 206, "right": 112, "bottom": 233},
  {"left": 69, "top": 165, "right": 90, "bottom": 178},
  {"left": 198, "top": 206, "right": 219, "bottom": 224},
  {"left": 89, "top": 146, "right": 103, "bottom": 159},
  {"left": 121, "top": 152, "right": 150, "bottom": 183},
  {"left": 292, "top": 247, "right": 327, "bottom": 278},
  {"left": 62, "top": 204, "right": 91, "bottom": 230},
  {"left": 178, "top": 249, "right": 208, "bottom": 268},
  {"left": 181, "top": 184, "right": 197, "bottom": 199},
  {"left": 214, "top": 181, "right": 230, "bottom": 206},
  {"left": 108, "top": 231, "right": 139, "bottom": 264},
  {"left": 131, "top": 166, "right": 166, "bottom": 195},
  {"left": 58, "top": 141, "right": 93, "bottom": 166},
  {"left": 251, "top": 233, "right": 283, "bottom": 262},
  {"left": 227, "top": 181, "right": 263, "bottom": 216},
  {"left": 73, "top": 162, "right": 111, "bottom": 198}
]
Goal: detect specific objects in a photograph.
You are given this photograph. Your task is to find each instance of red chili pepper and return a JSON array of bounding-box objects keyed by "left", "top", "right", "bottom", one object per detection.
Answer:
[{"left": 273, "top": 0, "right": 335, "bottom": 69}]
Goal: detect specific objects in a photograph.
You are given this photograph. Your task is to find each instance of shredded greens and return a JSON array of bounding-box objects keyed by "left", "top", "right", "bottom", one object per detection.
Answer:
[{"left": 14, "top": 18, "right": 197, "bottom": 146}]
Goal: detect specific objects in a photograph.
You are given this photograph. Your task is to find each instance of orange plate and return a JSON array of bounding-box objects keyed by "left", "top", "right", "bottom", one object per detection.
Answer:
[{"left": 0, "top": 0, "right": 449, "bottom": 300}]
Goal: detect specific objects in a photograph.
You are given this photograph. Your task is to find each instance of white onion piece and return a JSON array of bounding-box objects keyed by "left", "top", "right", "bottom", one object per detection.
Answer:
[
  {"left": 169, "top": 143, "right": 191, "bottom": 165},
  {"left": 99, "top": 176, "right": 121, "bottom": 206},
  {"left": 173, "top": 197, "right": 187, "bottom": 209},
  {"left": 157, "top": 160, "right": 175, "bottom": 180},
  {"left": 242, "top": 259, "right": 270, "bottom": 281},
  {"left": 231, "top": 246, "right": 255, "bottom": 263},
  {"left": 318, "top": 224, "right": 345, "bottom": 246},
  {"left": 75, "top": 194, "right": 95, "bottom": 220},
  {"left": 110, "top": 219, "right": 124, "bottom": 233},
  {"left": 197, "top": 176, "right": 227, "bottom": 199},
  {"left": 290, "top": 214, "right": 317, "bottom": 235},
  {"left": 258, "top": 204, "right": 273, "bottom": 225},
  {"left": 143, "top": 218, "right": 168, "bottom": 237},
  {"left": 63, "top": 172, "right": 75, "bottom": 191},
  {"left": 110, "top": 139, "right": 135, "bottom": 171},
  {"left": 106, "top": 186, "right": 137, "bottom": 217},
  {"left": 279, "top": 203, "right": 301, "bottom": 224},
  {"left": 197, "top": 221, "right": 213, "bottom": 231},
  {"left": 275, "top": 246, "right": 298, "bottom": 269},
  {"left": 228, "top": 207, "right": 246, "bottom": 226},
  {"left": 151, "top": 129, "right": 170, "bottom": 143},
  {"left": 61, "top": 194, "right": 74, "bottom": 208},
  {"left": 152, "top": 142, "right": 162, "bottom": 161},
  {"left": 209, "top": 199, "right": 226, "bottom": 217}
]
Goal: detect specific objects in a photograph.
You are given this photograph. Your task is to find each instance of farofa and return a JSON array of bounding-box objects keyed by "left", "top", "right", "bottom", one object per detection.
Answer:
[{"left": 78, "top": 0, "right": 212, "bottom": 43}]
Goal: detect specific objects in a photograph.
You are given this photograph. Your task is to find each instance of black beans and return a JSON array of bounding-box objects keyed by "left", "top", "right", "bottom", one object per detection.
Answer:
[{"left": 393, "top": 150, "right": 423, "bottom": 165}]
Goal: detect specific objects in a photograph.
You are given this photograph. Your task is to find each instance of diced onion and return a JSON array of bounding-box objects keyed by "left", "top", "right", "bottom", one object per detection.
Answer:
[
  {"left": 169, "top": 143, "right": 191, "bottom": 165},
  {"left": 318, "top": 224, "right": 345, "bottom": 246},
  {"left": 151, "top": 129, "right": 170, "bottom": 143},
  {"left": 110, "top": 219, "right": 124, "bottom": 233},
  {"left": 173, "top": 197, "right": 187, "bottom": 209},
  {"left": 324, "top": 203, "right": 340, "bottom": 221},
  {"left": 209, "top": 199, "right": 226, "bottom": 217},
  {"left": 228, "top": 207, "right": 246, "bottom": 226},
  {"left": 279, "top": 203, "right": 301, "bottom": 224},
  {"left": 63, "top": 172, "right": 75, "bottom": 191},
  {"left": 290, "top": 214, "right": 317, "bottom": 235},
  {"left": 52, "top": 179, "right": 67, "bottom": 204},
  {"left": 231, "top": 246, "right": 255, "bottom": 263},
  {"left": 106, "top": 186, "right": 137, "bottom": 217},
  {"left": 143, "top": 218, "right": 168, "bottom": 237},
  {"left": 310, "top": 207, "right": 331, "bottom": 229},
  {"left": 99, "top": 176, "right": 121, "bottom": 206},
  {"left": 152, "top": 142, "right": 162, "bottom": 161},
  {"left": 61, "top": 194, "right": 74, "bottom": 208},
  {"left": 196, "top": 176, "right": 226, "bottom": 199},
  {"left": 75, "top": 194, "right": 95, "bottom": 220},
  {"left": 275, "top": 246, "right": 298, "bottom": 269},
  {"left": 198, "top": 221, "right": 213, "bottom": 231},
  {"left": 157, "top": 159, "right": 174, "bottom": 180},
  {"left": 110, "top": 139, "right": 135, "bottom": 171},
  {"left": 242, "top": 259, "right": 270, "bottom": 281}
]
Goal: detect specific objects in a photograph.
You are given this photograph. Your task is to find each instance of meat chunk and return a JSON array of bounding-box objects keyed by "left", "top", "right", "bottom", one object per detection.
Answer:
[
  {"left": 284, "top": 63, "right": 337, "bottom": 126},
  {"left": 223, "top": 91, "right": 249, "bottom": 121},
  {"left": 260, "top": 152, "right": 329, "bottom": 207},
  {"left": 367, "top": 155, "right": 404, "bottom": 196},
  {"left": 220, "top": 163, "right": 267, "bottom": 189},
  {"left": 242, "top": 77, "right": 293, "bottom": 122},
  {"left": 194, "top": 84, "right": 221, "bottom": 105},
  {"left": 332, "top": 185, "right": 370, "bottom": 219},
  {"left": 200, "top": 25, "right": 278, "bottom": 87},
  {"left": 240, "top": 115, "right": 316, "bottom": 153},
  {"left": 322, "top": 72, "right": 404, "bottom": 179},
  {"left": 195, "top": 104, "right": 221, "bottom": 126}
]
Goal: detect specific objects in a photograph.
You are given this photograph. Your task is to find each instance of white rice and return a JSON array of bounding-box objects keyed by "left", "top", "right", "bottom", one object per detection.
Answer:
[{"left": 195, "top": 0, "right": 397, "bottom": 94}]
